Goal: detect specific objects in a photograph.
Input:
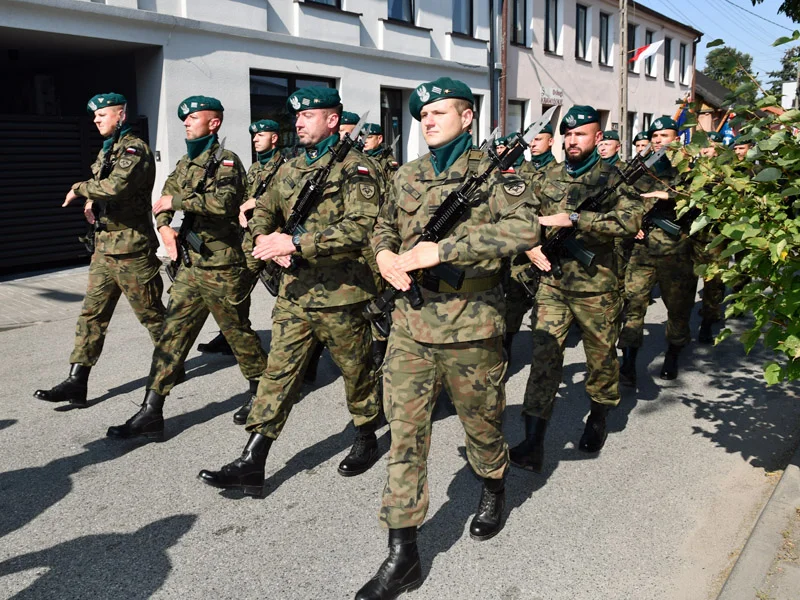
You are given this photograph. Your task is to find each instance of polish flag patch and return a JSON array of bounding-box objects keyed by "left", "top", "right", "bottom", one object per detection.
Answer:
[
  {"left": 357, "top": 165, "right": 370, "bottom": 175},
  {"left": 125, "top": 147, "right": 139, "bottom": 155},
  {"left": 222, "top": 159, "right": 235, "bottom": 167}
]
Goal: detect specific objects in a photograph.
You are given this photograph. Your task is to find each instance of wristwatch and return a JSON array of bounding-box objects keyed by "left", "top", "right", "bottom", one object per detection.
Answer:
[
  {"left": 569, "top": 212, "right": 580, "bottom": 226},
  {"left": 292, "top": 233, "right": 302, "bottom": 254}
]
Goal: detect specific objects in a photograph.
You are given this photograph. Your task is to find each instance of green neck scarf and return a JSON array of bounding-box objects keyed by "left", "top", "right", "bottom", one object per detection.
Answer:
[
  {"left": 257, "top": 148, "right": 278, "bottom": 165},
  {"left": 603, "top": 153, "right": 619, "bottom": 166},
  {"left": 565, "top": 148, "right": 600, "bottom": 178},
  {"left": 305, "top": 133, "right": 340, "bottom": 165},
  {"left": 186, "top": 133, "right": 217, "bottom": 160},
  {"left": 430, "top": 132, "right": 473, "bottom": 176},
  {"left": 531, "top": 150, "right": 554, "bottom": 169},
  {"left": 366, "top": 145, "right": 384, "bottom": 157},
  {"left": 102, "top": 124, "right": 133, "bottom": 153}
]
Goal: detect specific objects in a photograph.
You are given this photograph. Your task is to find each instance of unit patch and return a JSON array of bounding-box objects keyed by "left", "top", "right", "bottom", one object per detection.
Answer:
[
  {"left": 359, "top": 183, "right": 376, "bottom": 200},
  {"left": 504, "top": 181, "right": 526, "bottom": 197}
]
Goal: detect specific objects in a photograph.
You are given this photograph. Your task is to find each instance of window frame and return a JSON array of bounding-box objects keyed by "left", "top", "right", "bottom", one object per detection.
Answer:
[
  {"left": 679, "top": 42, "right": 688, "bottom": 84},
  {"left": 545, "top": 0, "right": 559, "bottom": 54},
  {"left": 307, "top": 0, "right": 341, "bottom": 8},
  {"left": 575, "top": 4, "right": 588, "bottom": 61},
  {"left": 511, "top": 0, "right": 527, "bottom": 46},
  {"left": 387, "top": 0, "right": 414, "bottom": 23},
  {"left": 627, "top": 23, "right": 638, "bottom": 73},
  {"left": 644, "top": 29, "right": 655, "bottom": 76},
  {"left": 664, "top": 36, "right": 673, "bottom": 81},
  {"left": 599, "top": 11, "right": 611, "bottom": 66}
]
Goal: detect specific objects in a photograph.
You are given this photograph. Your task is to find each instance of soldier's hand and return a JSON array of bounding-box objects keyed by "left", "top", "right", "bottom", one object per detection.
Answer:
[
  {"left": 272, "top": 256, "right": 291, "bottom": 268},
  {"left": 159, "top": 226, "right": 179, "bottom": 261},
  {"left": 525, "top": 246, "right": 551, "bottom": 272},
  {"left": 395, "top": 242, "right": 441, "bottom": 272},
  {"left": 84, "top": 201, "right": 95, "bottom": 224},
  {"left": 635, "top": 230, "right": 645, "bottom": 240},
  {"left": 538, "top": 213, "right": 572, "bottom": 228},
  {"left": 376, "top": 249, "right": 412, "bottom": 291},
  {"left": 253, "top": 232, "right": 294, "bottom": 261},
  {"left": 63, "top": 188, "right": 80, "bottom": 208},
  {"left": 153, "top": 195, "right": 174, "bottom": 215},
  {"left": 641, "top": 190, "right": 670, "bottom": 201}
]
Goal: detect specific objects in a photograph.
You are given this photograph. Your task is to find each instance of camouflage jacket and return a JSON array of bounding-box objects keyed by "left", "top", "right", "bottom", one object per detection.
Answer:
[
  {"left": 519, "top": 158, "right": 562, "bottom": 187},
  {"left": 535, "top": 159, "right": 643, "bottom": 293},
  {"left": 633, "top": 161, "right": 691, "bottom": 257},
  {"left": 157, "top": 139, "right": 246, "bottom": 268},
  {"left": 373, "top": 147, "right": 541, "bottom": 344},
  {"left": 250, "top": 147, "right": 380, "bottom": 308},
  {"left": 370, "top": 146, "right": 400, "bottom": 191},
  {"left": 242, "top": 152, "right": 285, "bottom": 252},
  {"left": 72, "top": 131, "right": 157, "bottom": 255}
]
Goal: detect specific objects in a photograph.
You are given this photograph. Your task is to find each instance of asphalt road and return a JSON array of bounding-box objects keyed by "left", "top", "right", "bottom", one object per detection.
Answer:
[{"left": 1, "top": 266, "right": 799, "bottom": 600}]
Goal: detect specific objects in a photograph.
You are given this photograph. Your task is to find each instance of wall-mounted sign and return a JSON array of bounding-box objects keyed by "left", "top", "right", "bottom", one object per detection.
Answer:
[{"left": 540, "top": 86, "right": 564, "bottom": 106}]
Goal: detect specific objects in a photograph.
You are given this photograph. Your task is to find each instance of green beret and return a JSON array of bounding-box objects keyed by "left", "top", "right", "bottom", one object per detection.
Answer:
[
  {"left": 340, "top": 111, "right": 360, "bottom": 125},
  {"left": 364, "top": 123, "right": 383, "bottom": 135},
  {"left": 249, "top": 119, "right": 280, "bottom": 134},
  {"left": 707, "top": 131, "right": 723, "bottom": 143},
  {"left": 601, "top": 130, "right": 620, "bottom": 142},
  {"left": 494, "top": 135, "right": 512, "bottom": 147},
  {"left": 634, "top": 131, "right": 649, "bottom": 143},
  {"left": 86, "top": 93, "right": 126, "bottom": 113},
  {"left": 560, "top": 105, "right": 600, "bottom": 133},
  {"left": 287, "top": 87, "right": 341, "bottom": 115},
  {"left": 540, "top": 123, "right": 554, "bottom": 136},
  {"left": 409, "top": 77, "right": 475, "bottom": 121},
  {"left": 178, "top": 96, "right": 224, "bottom": 120},
  {"left": 649, "top": 116, "right": 678, "bottom": 134}
]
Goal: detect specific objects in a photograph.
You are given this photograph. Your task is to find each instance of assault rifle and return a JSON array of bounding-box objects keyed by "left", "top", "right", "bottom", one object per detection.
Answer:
[
  {"left": 79, "top": 104, "right": 127, "bottom": 254},
  {"left": 165, "top": 138, "right": 224, "bottom": 281},
  {"left": 363, "top": 107, "right": 558, "bottom": 338},
  {"left": 517, "top": 145, "right": 667, "bottom": 300},
  {"left": 257, "top": 112, "right": 370, "bottom": 297},
  {"left": 479, "top": 127, "right": 500, "bottom": 151}
]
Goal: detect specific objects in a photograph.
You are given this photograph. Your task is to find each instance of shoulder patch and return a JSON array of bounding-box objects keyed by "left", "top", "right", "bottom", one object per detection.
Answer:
[
  {"left": 390, "top": 160, "right": 399, "bottom": 168},
  {"left": 118, "top": 157, "right": 133, "bottom": 169},
  {"left": 222, "top": 159, "right": 235, "bottom": 168},
  {"left": 357, "top": 165, "right": 370, "bottom": 176},
  {"left": 283, "top": 176, "right": 296, "bottom": 189},
  {"left": 359, "top": 182, "right": 377, "bottom": 201},
  {"left": 402, "top": 183, "right": 421, "bottom": 200},
  {"left": 504, "top": 181, "right": 526, "bottom": 197},
  {"left": 125, "top": 147, "right": 140, "bottom": 155}
]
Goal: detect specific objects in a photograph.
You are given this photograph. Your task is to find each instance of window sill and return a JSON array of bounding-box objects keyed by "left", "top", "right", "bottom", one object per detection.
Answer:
[
  {"left": 510, "top": 41, "right": 529, "bottom": 48},
  {"left": 544, "top": 50, "right": 562, "bottom": 58},
  {"left": 575, "top": 56, "right": 591, "bottom": 65},
  {"left": 379, "top": 17, "right": 432, "bottom": 32},
  {"left": 645, "top": 74, "right": 657, "bottom": 80},
  {"left": 294, "top": 1, "right": 363, "bottom": 17},
  {"left": 599, "top": 62, "right": 613, "bottom": 70},
  {"left": 448, "top": 31, "right": 489, "bottom": 43},
  {"left": 665, "top": 78, "right": 675, "bottom": 83}
]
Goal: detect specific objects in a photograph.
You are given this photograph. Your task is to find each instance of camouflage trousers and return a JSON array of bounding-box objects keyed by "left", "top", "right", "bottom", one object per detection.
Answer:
[
  {"left": 523, "top": 285, "right": 622, "bottom": 420},
  {"left": 246, "top": 296, "right": 379, "bottom": 439},
  {"left": 70, "top": 249, "right": 166, "bottom": 366},
  {"left": 379, "top": 327, "right": 508, "bottom": 529},
  {"left": 619, "top": 249, "right": 698, "bottom": 349},
  {"left": 147, "top": 263, "right": 268, "bottom": 395},
  {"left": 691, "top": 237, "right": 725, "bottom": 323}
]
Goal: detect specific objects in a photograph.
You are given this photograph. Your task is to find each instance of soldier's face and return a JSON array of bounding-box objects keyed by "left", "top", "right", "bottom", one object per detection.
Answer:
[
  {"left": 734, "top": 144, "right": 751, "bottom": 160},
  {"left": 420, "top": 99, "right": 473, "bottom": 148},
  {"left": 364, "top": 134, "right": 383, "bottom": 150},
  {"left": 597, "top": 139, "right": 620, "bottom": 159},
  {"left": 529, "top": 133, "right": 553, "bottom": 156},
  {"left": 93, "top": 106, "right": 124, "bottom": 137},
  {"left": 563, "top": 123, "right": 602, "bottom": 164},
  {"left": 650, "top": 129, "right": 678, "bottom": 150},
  {"left": 634, "top": 140, "right": 650, "bottom": 154},
  {"left": 253, "top": 131, "right": 277, "bottom": 153},
  {"left": 295, "top": 109, "right": 339, "bottom": 146},
  {"left": 184, "top": 111, "right": 220, "bottom": 140},
  {"left": 700, "top": 145, "right": 718, "bottom": 158}
]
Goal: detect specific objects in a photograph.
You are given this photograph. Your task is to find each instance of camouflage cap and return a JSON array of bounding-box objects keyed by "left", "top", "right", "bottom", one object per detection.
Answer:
[
  {"left": 340, "top": 111, "right": 360, "bottom": 125},
  {"left": 560, "top": 105, "right": 600, "bottom": 134},
  {"left": 286, "top": 87, "right": 341, "bottom": 115},
  {"left": 634, "top": 131, "right": 649, "bottom": 143},
  {"left": 707, "top": 131, "right": 723, "bottom": 143},
  {"left": 409, "top": 77, "right": 475, "bottom": 121},
  {"left": 364, "top": 123, "right": 383, "bottom": 135},
  {"left": 649, "top": 116, "right": 679, "bottom": 135},
  {"left": 178, "top": 96, "right": 224, "bottom": 120},
  {"left": 86, "top": 93, "right": 126, "bottom": 114},
  {"left": 601, "top": 130, "right": 620, "bottom": 141},
  {"left": 249, "top": 119, "right": 280, "bottom": 134}
]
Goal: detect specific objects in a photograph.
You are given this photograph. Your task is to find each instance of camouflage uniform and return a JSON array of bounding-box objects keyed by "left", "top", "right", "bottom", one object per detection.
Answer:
[
  {"left": 618, "top": 162, "right": 697, "bottom": 349},
  {"left": 522, "top": 159, "right": 643, "bottom": 420},
  {"left": 150, "top": 138, "right": 268, "bottom": 395},
  {"left": 373, "top": 147, "right": 541, "bottom": 529},
  {"left": 70, "top": 129, "right": 165, "bottom": 365},
  {"left": 245, "top": 145, "right": 382, "bottom": 440}
]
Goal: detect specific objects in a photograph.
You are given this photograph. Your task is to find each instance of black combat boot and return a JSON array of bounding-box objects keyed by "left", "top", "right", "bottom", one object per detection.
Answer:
[
  {"left": 338, "top": 422, "right": 379, "bottom": 476},
  {"left": 619, "top": 347, "right": 638, "bottom": 388},
  {"left": 698, "top": 319, "right": 714, "bottom": 344},
  {"left": 503, "top": 332, "right": 515, "bottom": 364},
  {"left": 371, "top": 339, "right": 388, "bottom": 369},
  {"left": 233, "top": 379, "right": 259, "bottom": 425},
  {"left": 106, "top": 390, "right": 165, "bottom": 441},
  {"left": 34, "top": 364, "right": 91, "bottom": 407},
  {"left": 355, "top": 527, "right": 422, "bottom": 600},
  {"left": 660, "top": 344, "right": 682, "bottom": 380},
  {"left": 196, "top": 331, "right": 233, "bottom": 355},
  {"left": 578, "top": 402, "right": 610, "bottom": 453},
  {"left": 304, "top": 342, "right": 325, "bottom": 383},
  {"left": 509, "top": 415, "right": 548, "bottom": 473},
  {"left": 197, "top": 433, "right": 272, "bottom": 497},
  {"left": 469, "top": 476, "right": 506, "bottom": 541}
]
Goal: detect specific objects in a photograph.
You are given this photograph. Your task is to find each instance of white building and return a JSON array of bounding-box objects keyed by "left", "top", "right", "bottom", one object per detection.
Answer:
[{"left": 504, "top": 0, "right": 702, "bottom": 158}]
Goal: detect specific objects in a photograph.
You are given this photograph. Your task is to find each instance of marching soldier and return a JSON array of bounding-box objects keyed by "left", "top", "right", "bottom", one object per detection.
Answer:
[
  {"left": 198, "top": 87, "right": 383, "bottom": 496},
  {"left": 106, "top": 96, "right": 268, "bottom": 441},
  {"left": 597, "top": 130, "right": 621, "bottom": 165},
  {"left": 34, "top": 93, "right": 165, "bottom": 408},
  {"left": 355, "top": 78, "right": 541, "bottom": 600},
  {"left": 733, "top": 135, "right": 753, "bottom": 161},
  {"left": 633, "top": 130, "right": 650, "bottom": 156},
  {"left": 362, "top": 123, "right": 400, "bottom": 185},
  {"left": 509, "top": 105, "right": 642, "bottom": 474}
]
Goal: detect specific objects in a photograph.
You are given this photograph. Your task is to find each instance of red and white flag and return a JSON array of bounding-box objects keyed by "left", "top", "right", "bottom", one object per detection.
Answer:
[{"left": 629, "top": 39, "right": 664, "bottom": 64}]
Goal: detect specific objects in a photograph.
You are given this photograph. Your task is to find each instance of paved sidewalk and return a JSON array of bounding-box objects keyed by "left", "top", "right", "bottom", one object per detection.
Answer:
[{"left": 0, "top": 266, "right": 89, "bottom": 331}]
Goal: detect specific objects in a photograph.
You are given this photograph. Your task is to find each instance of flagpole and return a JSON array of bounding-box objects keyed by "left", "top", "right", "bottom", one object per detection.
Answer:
[{"left": 619, "top": 0, "right": 628, "bottom": 160}]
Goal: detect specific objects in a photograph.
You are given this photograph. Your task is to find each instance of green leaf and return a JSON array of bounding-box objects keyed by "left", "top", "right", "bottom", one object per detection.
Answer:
[
  {"left": 753, "top": 167, "right": 782, "bottom": 182},
  {"left": 782, "top": 186, "right": 800, "bottom": 197},
  {"left": 720, "top": 241, "right": 745, "bottom": 259},
  {"left": 749, "top": 237, "right": 769, "bottom": 250},
  {"left": 690, "top": 214, "right": 710, "bottom": 236},
  {"left": 707, "top": 38, "right": 725, "bottom": 48},
  {"left": 764, "top": 362, "right": 782, "bottom": 385}
]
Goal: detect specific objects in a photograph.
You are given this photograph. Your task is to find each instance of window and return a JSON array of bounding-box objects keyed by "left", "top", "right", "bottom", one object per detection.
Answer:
[
  {"left": 380, "top": 88, "right": 404, "bottom": 163},
  {"left": 599, "top": 12, "right": 611, "bottom": 65},
  {"left": 664, "top": 37, "right": 673, "bottom": 81},
  {"left": 679, "top": 42, "right": 688, "bottom": 84},
  {"left": 575, "top": 4, "right": 588, "bottom": 60},
  {"left": 308, "top": 0, "right": 340, "bottom": 7},
  {"left": 545, "top": 0, "right": 559, "bottom": 53},
  {"left": 388, "top": 0, "right": 413, "bottom": 22},
  {"left": 508, "top": 100, "right": 525, "bottom": 135},
  {"left": 627, "top": 23, "right": 638, "bottom": 72},
  {"left": 512, "top": 0, "right": 527, "bottom": 45},
  {"left": 645, "top": 30, "right": 655, "bottom": 76},
  {"left": 642, "top": 113, "right": 653, "bottom": 132},
  {"left": 470, "top": 95, "right": 482, "bottom": 147},
  {"left": 627, "top": 111, "right": 636, "bottom": 153},
  {"left": 453, "top": 0, "right": 472, "bottom": 35}
]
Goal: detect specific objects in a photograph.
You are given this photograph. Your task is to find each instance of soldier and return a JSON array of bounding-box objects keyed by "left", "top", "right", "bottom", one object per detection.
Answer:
[
  {"left": 195, "top": 119, "right": 282, "bottom": 365},
  {"left": 733, "top": 135, "right": 753, "bottom": 161},
  {"left": 355, "top": 78, "right": 542, "bottom": 600},
  {"left": 362, "top": 123, "right": 400, "bottom": 184},
  {"left": 106, "top": 96, "right": 269, "bottom": 441},
  {"left": 633, "top": 130, "right": 650, "bottom": 156},
  {"left": 34, "top": 93, "right": 166, "bottom": 408},
  {"left": 197, "top": 87, "right": 383, "bottom": 496},
  {"left": 509, "top": 105, "right": 643, "bottom": 474},
  {"left": 523, "top": 122, "right": 558, "bottom": 183},
  {"left": 618, "top": 116, "right": 696, "bottom": 384},
  {"left": 598, "top": 130, "right": 621, "bottom": 165}
]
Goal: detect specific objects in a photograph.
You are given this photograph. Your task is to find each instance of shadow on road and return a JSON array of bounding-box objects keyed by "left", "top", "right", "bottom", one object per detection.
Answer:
[{"left": 0, "top": 419, "right": 17, "bottom": 433}]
